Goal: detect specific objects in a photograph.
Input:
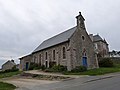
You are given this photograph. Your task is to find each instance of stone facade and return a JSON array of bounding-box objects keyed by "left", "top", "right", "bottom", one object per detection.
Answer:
[
  {"left": 20, "top": 54, "right": 32, "bottom": 70},
  {"left": 20, "top": 12, "right": 99, "bottom": 71},
  {"left": 90, "top": 34, "right": 109, "bottom": 58},
  {"left": 67, "top": 13, "right": 99, "bottom": 70},
  {"left": 2, "top": 60, "right": 16, "bottom": 71},
  {"left": 32, "top": 42, "right": 69, "bottom": 67},
  {"left": 95, "top": 40, "right": 109, "bottom": 57}
]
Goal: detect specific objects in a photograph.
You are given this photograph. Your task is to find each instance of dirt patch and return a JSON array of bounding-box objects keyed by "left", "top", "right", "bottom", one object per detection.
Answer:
[{"left": 20, "top": 73, "right": 70, "bottom": 81}]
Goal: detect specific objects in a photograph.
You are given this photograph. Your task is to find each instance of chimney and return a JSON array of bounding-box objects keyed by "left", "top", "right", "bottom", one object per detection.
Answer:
[{"left": 11, "top": 60, "right": 14, "bottom": 63}]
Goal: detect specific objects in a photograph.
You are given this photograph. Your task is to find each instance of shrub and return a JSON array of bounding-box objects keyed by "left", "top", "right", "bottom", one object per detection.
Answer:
[
  {"left": 11, "top": 66, "right": 19, "bottom": 71},
  {"left": 99, "top": 58, "right": 114, "bottom": 67},
  {"left": 51, "top": 65, "right": 67, "bottom": 72},
  {"left": 51, "top": 65, "right": 59, "bottom": 72},
  {"left": 71, "top": 66, "right": 87, "bottom": 72},
  {"left": 41, "top": 65, "right": 46, "bottom": 70},
  {"left": 44, "top": 65, "right": 67, "bottom": 72},
  {"left": 58, "top": 65, "right": 67, "bottom": 72},
  {"left": 0, "top": 68, "right": 19, "bottom": 74},
  {"left": 49, "top": 62, "right": 56, "bottom": 68},
  {"left": 29, "top": 62, "right": 35, "bottom": 70},
  {"left": 29, "top": 62, "right": 41, "bottom": 70}
]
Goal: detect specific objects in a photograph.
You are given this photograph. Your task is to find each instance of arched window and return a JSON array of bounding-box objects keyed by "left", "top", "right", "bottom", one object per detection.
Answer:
[
  {"left": 53, "top": 50, "right": 55, "bottom": 60},
  {"left": 45, "top": 52, "right": 48, "bottom": 60},
  {"left": 82, "top": 35, "right": 85, "bottom": 40},
  {"left": 39, "top": 54, "right": 41, "bottom": 65},
  {"left": 33, "top": 56, "right": 36, "bottom": 63},
  {"left": 63, "top": 47, "right": 66, "bottom": 59}
]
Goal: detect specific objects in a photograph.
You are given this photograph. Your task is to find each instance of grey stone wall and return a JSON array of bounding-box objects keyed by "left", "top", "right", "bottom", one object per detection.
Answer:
[
  {"left": 32, "top": 42, "right": 69, "bottom": 68},
  {"left": 94, "top": 41, "right": 109, "bottom": 57},
  {"left": 68, "top": 14, "right": 99, "bottom": 70},
  {"left": 20, "top": 55, "right": 31, "bottom": 70},
  {"left": 2, "top": 62, "right": 15, "bottom": 71}
]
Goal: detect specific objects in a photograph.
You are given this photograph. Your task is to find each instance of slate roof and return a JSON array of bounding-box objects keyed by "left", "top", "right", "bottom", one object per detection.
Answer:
[
  {"left": 93, "top": 35, "right": 103, "bottom": 42},
  {"left": 33, "top": 26, "right": 77, "bottom": 53},
  {"left": 2, "top": 60, "right": 16, "bottom": 66}
]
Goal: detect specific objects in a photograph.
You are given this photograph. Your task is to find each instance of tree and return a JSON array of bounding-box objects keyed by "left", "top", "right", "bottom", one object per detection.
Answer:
[{"left": 117, "top": 51, "right": 120, "bottom": 56}]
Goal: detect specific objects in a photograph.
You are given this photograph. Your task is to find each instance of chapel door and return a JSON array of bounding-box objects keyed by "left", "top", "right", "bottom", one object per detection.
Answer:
[
  {"left": 82, "top": 57, "right": 87, "bottom": 67},
  {"left": 26, "top": 62, "right": 29, "bottom": 70}
]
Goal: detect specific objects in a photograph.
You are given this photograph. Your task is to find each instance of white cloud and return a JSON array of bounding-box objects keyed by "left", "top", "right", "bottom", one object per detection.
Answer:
[{"left": 0, "top": 0, "right": 120, "bottom": 62}]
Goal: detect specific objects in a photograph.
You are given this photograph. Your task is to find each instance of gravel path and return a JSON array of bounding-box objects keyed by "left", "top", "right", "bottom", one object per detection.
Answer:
[
  {"left": 3, "top": 78, "right": 58, "bottom": 90},
  {"left": 1, "top": 70, "right": 88, "bottom": 90}
]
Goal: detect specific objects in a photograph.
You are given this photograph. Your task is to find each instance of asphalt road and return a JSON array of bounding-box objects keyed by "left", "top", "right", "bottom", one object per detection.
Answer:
[
  {"left": 15, "top": 73, "right": 120, "bottom": 90},
  {"left": 55, "top": 75, "right": 120, "bottom": 90},
  {"left": 27, "top": 73, "right": 120, "bottom": 90}
]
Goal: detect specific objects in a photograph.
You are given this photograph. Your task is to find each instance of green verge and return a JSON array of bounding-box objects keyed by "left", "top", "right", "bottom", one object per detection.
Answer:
[
  {"left": 0, "top": 71, "right": 21, "bottom": 79},
  {"left": 63, "top": 65, "right": 120, "bottom": 76},
  {"left": 0, "top": 82, "right": 16, "bottom": 90}
]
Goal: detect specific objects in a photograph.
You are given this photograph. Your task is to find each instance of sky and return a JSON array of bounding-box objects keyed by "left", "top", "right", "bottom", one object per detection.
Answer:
[{"left": 0, "top": 0, "right": 120, "bottom": 68}]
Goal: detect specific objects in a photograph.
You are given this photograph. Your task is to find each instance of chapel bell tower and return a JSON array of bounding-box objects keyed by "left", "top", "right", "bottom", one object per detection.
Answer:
[{"left": 76, "top": 12, "right": 85, "bottom": 29}]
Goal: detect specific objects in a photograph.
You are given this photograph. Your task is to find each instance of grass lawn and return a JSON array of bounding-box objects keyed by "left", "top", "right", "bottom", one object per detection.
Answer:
[
  {"left": 0, "top": 82, "right": 16, "bottom": 90},
  {"left": 0, "top": 71, "right": 21, "bottom": 90},
  {"left": 63, "top": 65, "right": 120, "bottom": 76},
  {"left": 0, "top": 71, "right": 21, "bottom": 79}
]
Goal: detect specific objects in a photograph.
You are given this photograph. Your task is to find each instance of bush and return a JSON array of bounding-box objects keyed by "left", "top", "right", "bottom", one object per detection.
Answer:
[
  {"left": 29, "top": 62, "right": 35, "bottom": 70},
  {"left": 0, "top": 68, "right": 19, "bottom": 74},
  {"left": 99, "top": 58, "right": 114, "bottom": 67},
  {"left": 44, "top": 65, "right": 67, "bottom": 72},
  {"left": 52, "top": 65, "right": 67, "bottom": 72},
  {"left": 58, "top": 65, "right": 67, "bottom": 72},
  {"left": 71, "top": 66, "right": 87, "bottom": 72},
  {"left": 41, "top": 65, "right": 46, "bottom": 70},
  {"left": 49, "top": 62, "right": 56, "bottom": 68},
  {"left": 29, "top": 62, "right": 41, "bottom": 70},
  {"left": 12, "top": 66, "right": 19, "bottom": 71}
]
